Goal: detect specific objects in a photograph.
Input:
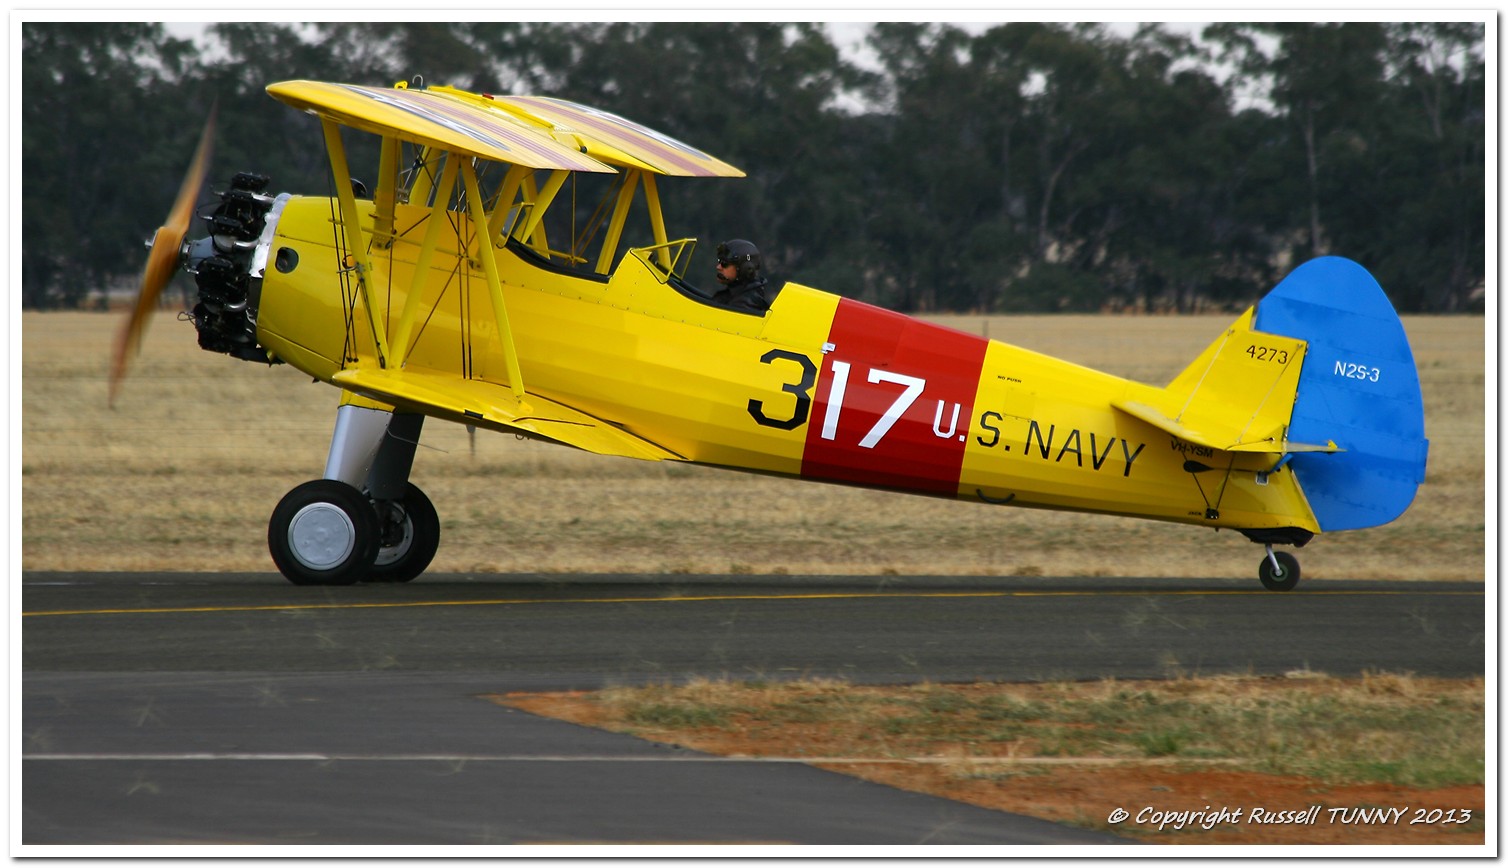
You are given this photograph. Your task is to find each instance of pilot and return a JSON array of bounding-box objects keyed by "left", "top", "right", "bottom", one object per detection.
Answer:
[{"left": 711, "top": 239, "right": 770, "bottom": 313}]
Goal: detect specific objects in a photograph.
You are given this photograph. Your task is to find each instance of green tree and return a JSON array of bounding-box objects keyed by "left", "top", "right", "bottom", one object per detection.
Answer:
[
  {"left": 202, "top": 23, "right": 347, "bottom": 194},
  {"left": 1345, "top": 23, "right": 1485, "bottom": 311},
  {"left": 1208, "top": 21, "right": 1484, "bottom": 311},
  {"left": 541, "top": 22, "right": 873, "bottom": 291},
  {"left": 22, "top": 23, "right": 202, "bottom": 308},
  {"left": 19, "top": 20, "right": 1486, "bottom": 314},
  {"left": 865, "top": 23, "right": 1001, "bottom": 310},
  {"left": 865, "top": 22, "right": 1253, "bottom": 312},
  {"left": 1208, "top": 23, "right": 1388, "bottom": 259},
  {"left": 1075, "top": 26, "right": 1271, "bottom": 312}
]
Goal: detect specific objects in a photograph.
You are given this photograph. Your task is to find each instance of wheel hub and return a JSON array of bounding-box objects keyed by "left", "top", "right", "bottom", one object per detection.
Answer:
[
  {"left": 286, "top": 502, "right": 356, "bottom": 570},
  {"left": 374, "top": 502, "right": 414, "bottom": 567}
]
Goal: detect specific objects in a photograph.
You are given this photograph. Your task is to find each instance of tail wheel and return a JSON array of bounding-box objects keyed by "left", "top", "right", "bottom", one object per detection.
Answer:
[
  {"left": 269, "top": 480, "right": 379, "bottom": 585},
  {"left": 1258, "top": 550, "right": 1301, "bottom": 592},
  {"left": 367, "top": 483, "right": 440, "bottom": 584}
]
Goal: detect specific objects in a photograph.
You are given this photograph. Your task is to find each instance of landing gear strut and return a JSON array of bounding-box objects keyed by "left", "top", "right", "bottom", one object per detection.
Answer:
[
  {"left": 1258, "top": 545, "right": 1301, "bottom": 591},
  {"left": 268, "top": 402, "right": 440, "bottom": 585}
]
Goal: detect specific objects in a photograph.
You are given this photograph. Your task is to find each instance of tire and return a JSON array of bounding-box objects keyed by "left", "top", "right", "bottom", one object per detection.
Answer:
[
  {"left": 1258, "top": 550, "right": 1301, "bottom": 591},
  {"left": 269, "top": 480, "right": 379, "bottom": 585},
  {"left": 366, "top": 483, "right": 440, "bottom": 584}
]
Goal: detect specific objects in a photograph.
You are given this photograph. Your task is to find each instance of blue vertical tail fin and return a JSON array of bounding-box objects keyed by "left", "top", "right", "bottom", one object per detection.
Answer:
[{"left": 1252, "top": 257, "right": 1429, "bottom": 532}]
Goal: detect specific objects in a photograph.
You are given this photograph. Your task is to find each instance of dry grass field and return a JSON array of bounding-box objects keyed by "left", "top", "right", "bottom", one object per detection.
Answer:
[{"left": 21, "top": 311, "right": 1486, "bottom": 581}]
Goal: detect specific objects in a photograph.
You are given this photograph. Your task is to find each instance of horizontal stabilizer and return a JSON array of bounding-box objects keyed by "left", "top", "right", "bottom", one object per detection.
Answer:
[
  {"left": 1111, "top": 399, "right": 1340, "bottom": 455},
  {"left": 332, "top": 367, "right": 682, "bottom": 463}
]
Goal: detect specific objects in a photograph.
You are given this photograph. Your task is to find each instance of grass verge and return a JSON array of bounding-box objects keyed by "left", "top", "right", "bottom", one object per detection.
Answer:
[{"left": 499, "top": 673, "right": 1486, "bottom": 845}]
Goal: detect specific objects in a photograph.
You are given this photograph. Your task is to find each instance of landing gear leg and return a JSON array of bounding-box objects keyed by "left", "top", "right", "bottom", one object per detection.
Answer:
[
  {"left": 1258, "top": 545, "right": 1301, "bottom": 592},
  {"left": 268, "top": 399, "right": 440, "bottom": 585}
]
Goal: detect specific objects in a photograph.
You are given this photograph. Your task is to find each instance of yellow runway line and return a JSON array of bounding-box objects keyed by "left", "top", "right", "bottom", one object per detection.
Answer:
[{"left": 22, "top": 587, "right": 1481, "bottom": 618}]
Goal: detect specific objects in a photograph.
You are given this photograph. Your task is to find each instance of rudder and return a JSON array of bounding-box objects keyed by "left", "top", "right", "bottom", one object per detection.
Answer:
[{"left": 1251, "top": 257, "right": 1429, "bottom": 532}]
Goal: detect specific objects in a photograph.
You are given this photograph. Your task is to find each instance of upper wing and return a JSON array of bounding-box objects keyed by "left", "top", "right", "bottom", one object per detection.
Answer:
[
  {"left": 331, "top": 368, "right": 683, "bottom": 463},
  {"left": 489, "top": 95, "right": 745, "bottom": 177},
  {"left": 266, "top": 80, "right": 617, "bottom": 172},
  {"left": 266, "top": 81, "right": 744, "bottom": 178}
]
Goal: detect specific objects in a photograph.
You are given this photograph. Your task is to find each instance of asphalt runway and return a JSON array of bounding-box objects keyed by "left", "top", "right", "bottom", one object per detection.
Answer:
[{"left": 21, "top": 572, "right": 1485, "bottom": 849}]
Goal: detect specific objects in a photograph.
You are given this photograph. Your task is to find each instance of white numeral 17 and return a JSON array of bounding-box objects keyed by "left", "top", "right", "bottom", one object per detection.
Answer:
[{"left": 821, "top": 361, "right": 927, "bottom": 449}]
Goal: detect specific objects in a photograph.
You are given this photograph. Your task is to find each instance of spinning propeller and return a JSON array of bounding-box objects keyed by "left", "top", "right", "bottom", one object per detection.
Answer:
[{"left": 109, "top": 108, "right": 217, "bottom": 407}]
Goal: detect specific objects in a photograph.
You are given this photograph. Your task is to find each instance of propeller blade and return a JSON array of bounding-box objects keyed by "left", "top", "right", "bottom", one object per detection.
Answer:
[{"left": 109, "top": 107, "right": 217, "bottom": 407}]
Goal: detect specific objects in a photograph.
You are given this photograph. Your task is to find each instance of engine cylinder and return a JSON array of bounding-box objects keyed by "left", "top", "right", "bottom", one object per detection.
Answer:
[{"left": 189, "top": 174, "right": 277, "bottom": 363}]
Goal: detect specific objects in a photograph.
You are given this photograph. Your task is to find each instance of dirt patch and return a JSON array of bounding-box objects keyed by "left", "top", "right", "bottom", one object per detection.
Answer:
[
  {"left": 498, "top": 688, "right": 1485, "bottom": 846},
  {"left": 815, "top": 764, "right": 1484, "bottom": 846}
]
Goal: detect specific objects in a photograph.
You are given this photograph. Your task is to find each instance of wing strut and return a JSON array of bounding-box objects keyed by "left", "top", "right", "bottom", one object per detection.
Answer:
[
  {"left": 460, "top": 157, "right": 528, "bottom": 406},
  {"left": 487, "top": 164, "right": 532, "bottom": 242},
  {"left": 321, "top": 117, "right": 390, "bottom": 368},
  {"left": 642, "top": 173, "right": 671, "bottom": 271},
  {"left": 390, "top": 153, "right": 461, "bottom": 369},
  {"left": 596, "top": 169, "right": 641, "bottom": 274},
  {"left": 372, "top": 136, "right": 400, "bottom": 248},
  {"left": 516, "top": 169, "right": 569, "bottom": 251}
]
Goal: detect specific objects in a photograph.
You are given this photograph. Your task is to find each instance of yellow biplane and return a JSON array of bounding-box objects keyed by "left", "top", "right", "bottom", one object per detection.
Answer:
[{"left": 111, "top": 78, "right": 1429, "bottom": 590}]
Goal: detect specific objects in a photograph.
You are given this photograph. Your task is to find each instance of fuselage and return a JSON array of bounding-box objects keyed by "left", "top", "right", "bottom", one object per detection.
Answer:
[{"left": 252, "top": 194, "right": 1317, "bottom": 534}]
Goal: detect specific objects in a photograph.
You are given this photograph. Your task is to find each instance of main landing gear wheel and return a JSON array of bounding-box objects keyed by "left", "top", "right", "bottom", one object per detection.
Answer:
[
  {"left": 1258, "top": 548, "right": 1301, "bottom": 592},
  {"left": 366, "top": 483, "right": 440, "bottom": 584},
  {"left": 269, "top": 480, "right": 379, "bottom": 586}
]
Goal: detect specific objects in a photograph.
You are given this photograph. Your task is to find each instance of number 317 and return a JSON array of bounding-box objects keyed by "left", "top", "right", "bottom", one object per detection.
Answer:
[{"left": 748, "top": 351, "right": 927, "bottom": 450}]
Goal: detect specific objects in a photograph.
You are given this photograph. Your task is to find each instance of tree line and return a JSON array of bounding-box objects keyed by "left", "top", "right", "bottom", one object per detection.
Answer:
[{"left": 21, "top": 21, "right": 1485, "bottom": 313}]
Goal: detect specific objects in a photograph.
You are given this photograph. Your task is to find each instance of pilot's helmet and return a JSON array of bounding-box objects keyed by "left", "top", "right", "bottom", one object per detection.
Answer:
[{"left": 716, "top": 239, "right": 762, "bottom": 283}]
